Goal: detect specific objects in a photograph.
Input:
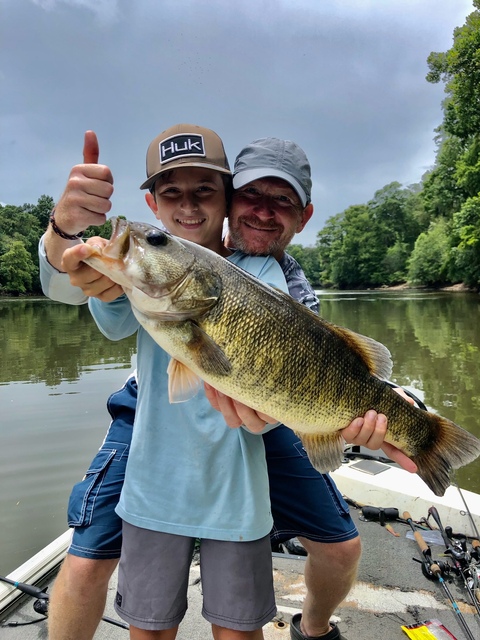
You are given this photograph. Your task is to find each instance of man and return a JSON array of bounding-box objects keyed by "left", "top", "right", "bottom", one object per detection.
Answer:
[
  {"left": 205, "top": 138, "right": 415, "bottom": 640},
  {"left": 40, "top": 131, "right": 415, "bottom": 640}
]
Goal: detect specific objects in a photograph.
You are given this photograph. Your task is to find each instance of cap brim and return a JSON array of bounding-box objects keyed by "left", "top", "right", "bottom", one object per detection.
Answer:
[
  {"left": 232, "top": 168, "right": 307, "bottom": 207},
  {"left": 140, "top": 162, "right": 231, "bottom": 190}
]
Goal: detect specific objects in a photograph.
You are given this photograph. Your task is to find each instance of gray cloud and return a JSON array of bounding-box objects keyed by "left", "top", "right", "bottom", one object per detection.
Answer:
[{"left": 1, "top": 0, "right": 474, "bottom": 245}]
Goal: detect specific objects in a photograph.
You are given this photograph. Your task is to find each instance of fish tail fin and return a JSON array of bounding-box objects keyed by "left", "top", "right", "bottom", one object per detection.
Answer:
[
  {"left": 295, "top": 431, "right": 345, "bottom": 474},
  {"left": 413, "top": 415, "right": 480, "bottom": 497}
]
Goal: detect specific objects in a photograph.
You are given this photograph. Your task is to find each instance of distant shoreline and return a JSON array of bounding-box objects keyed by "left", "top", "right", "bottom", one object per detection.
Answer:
[{"left": 376, "top": 282, "right": 477, "bottom": 293}]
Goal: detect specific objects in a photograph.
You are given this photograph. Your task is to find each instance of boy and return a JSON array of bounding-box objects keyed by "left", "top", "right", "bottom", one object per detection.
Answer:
[{"left": 60, "top": 124, "right": 285, "bottom": 640}]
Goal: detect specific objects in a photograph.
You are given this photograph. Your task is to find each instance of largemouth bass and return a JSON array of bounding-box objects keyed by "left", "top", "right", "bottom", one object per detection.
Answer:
[{"left": 84, "top": 217, "right": 480, "bottom": 497}]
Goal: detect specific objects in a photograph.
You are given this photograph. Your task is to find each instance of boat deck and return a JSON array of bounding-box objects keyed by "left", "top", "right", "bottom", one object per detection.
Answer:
[{"left": 2, "top": 507, "right": 479, "bottom": 640}]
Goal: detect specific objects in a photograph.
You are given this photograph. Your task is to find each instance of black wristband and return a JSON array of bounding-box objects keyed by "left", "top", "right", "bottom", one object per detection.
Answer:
[{"left": 49, "top": 210, "right": 85, "bottom": 240}]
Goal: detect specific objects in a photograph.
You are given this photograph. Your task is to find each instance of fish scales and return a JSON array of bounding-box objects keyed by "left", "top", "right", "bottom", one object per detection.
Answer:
[
  {"left": 200, "top": 281, "right": 389, "bottom": 435},
  {"left": 83, "top": 218, "right": 480, "bottom": 497}
]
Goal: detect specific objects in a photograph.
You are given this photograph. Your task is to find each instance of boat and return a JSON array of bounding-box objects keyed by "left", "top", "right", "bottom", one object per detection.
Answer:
[
  {"left": 1, "top": 448, "right": 479, "bottom": 640},
  {"left": 333, "top": 446, "right": 480, "bottom": 536}
]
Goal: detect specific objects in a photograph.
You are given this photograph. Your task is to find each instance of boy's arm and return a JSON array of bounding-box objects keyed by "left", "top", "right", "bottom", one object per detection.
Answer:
[
  {"left": 56, "top": 241, "right": 138, "bottom": 340},
  {"left": 39, "top": 130, "right": 121, "bottom": 304},
  {"left": 39, "top": 234, "right": 88, "bottom": 305},
  {"left": 88, "top": 296, "right": 139, "bottom": 341},
  {"left": 43, "top": 130, "right": 113, "bottom": 271}
]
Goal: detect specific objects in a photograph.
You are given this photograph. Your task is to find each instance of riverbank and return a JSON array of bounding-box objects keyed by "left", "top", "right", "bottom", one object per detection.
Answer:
[{"left": 377, "top": 282, "right": 477, "bottom": 292}]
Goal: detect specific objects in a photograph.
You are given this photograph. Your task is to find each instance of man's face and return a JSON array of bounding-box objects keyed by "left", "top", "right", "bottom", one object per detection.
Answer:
[
  {"left": 228, "top": 177, "right": 313, "bottom": 259},
  {"left": 145, "top": 167, "right": 228, "bottom": 254}
]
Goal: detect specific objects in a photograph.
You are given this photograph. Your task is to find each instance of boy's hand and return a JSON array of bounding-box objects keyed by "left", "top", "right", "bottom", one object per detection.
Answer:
[
  {"left": 53, "top": 131, "right": 114, "bottom": 237},
  {"left": 61, "top": 239, "right": 124, "bottom": 301}
]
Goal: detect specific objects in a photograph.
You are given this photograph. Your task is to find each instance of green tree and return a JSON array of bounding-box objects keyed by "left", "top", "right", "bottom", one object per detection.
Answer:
[
  {"left": 426, "top": 2, "right": 480, "bottom": 141},
  {"left": 319, "top": 205, "right": 389, "bottom": 288},
  {"left": 30, "top": 195, "right": 55, "bottom": 230},
  {"left": 455, "top": 136, "right": 480, "bottom": 197},
  {"left": 84, "top": 217, "right": 113, "bottom": 240},
  {"left": 424, "top": 3, "right": 480, "bottom": 289},
  {"left": 408, "top": 219, "right": 450, "bottom": 287},
  {"left": 287, "top": 244, "right": 322, "bottom": 286},
  {"left": 316, "top": 212, "right": 345, "bottom": 287},
  {"left": 382, "top": 241, "right": 411, "bottom": 285},
  {"left": 421, "top": 135, "right": 467, "bottom": 219},
  {"left": 449, "top": 195, "right": 480, "bottom": 286},
  {"left": 0, "top": 240, "right": 37, "bottom": 294}
]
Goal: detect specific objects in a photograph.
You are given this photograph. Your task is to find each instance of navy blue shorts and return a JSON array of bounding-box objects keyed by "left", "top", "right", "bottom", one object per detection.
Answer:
[
  {"left": 67, "top": 378, "right": 358, "bottom": 559},
  {"left": 263, "top": 425, "right": 358, "bottom": 544},
  {"left": 67, "top": 377, "right": 136, "bottom": 559}
]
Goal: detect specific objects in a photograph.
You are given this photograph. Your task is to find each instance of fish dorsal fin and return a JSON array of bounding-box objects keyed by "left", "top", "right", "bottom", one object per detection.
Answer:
[
  {"left": 331, "top": 325, "right": 393, "bottom": 379},
  {"left": 167, "top": 359, "right": 203, "bottom": 403}
]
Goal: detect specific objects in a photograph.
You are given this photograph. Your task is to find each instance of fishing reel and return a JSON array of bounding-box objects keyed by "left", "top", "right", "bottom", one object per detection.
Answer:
[
  {"left": 419, "top": 558, "right": 452, "bottom": 581},
  {"left": 32, "top": 597, "right": 49, "bottom": 616}
]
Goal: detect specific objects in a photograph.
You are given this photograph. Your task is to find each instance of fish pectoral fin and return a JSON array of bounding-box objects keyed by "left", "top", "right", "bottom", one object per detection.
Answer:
[
  {"left": 295, "top": 431, "right": 345, "bottom": 474},
  {"left": 187, "top": 322, "right": 232, "bottom": 377},
  {"left": 167, "top": 323, "right": 232, "bottom": 403},
  {"left": 167, "top": 359, "right": 203, "bottom": 403}
]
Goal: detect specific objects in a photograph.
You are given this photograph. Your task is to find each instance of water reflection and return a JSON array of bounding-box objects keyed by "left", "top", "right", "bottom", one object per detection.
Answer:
[
  {"left": 0, "top": 299, "right": 137, "bottom": 575},
  {"left": 0, "top": 299, "right": 136, "bottom": 386},
  {"left": 317, "top": 290, "right": 480, "bottom": 492}
]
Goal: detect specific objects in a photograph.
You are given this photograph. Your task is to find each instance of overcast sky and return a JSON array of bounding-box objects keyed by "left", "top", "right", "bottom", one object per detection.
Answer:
[{"left": 1, "top": 0, "right": 475, "bottom": 245}]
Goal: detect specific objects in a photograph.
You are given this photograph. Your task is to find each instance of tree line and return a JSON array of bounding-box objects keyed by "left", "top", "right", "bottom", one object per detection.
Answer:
[
  {"left": 1, "top": 3, "right": 479, "bottom": 296},
  {"left": 291, "top": 3, "right": 480, "bottom": 290},
  {"left": 0, "top": 197, "right": 112, "bottom": 295}
]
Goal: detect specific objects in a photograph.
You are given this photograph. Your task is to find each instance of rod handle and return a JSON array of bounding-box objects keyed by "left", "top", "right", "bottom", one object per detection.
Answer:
[
  {"left": 429, "top": 561, "right": 442, "bottom": 578},
  {"left": 0, "top": 575, "right": 48, "bottom": 599},
  {"left": 403, "top": 511, "right": 430, "bottom": 553}
]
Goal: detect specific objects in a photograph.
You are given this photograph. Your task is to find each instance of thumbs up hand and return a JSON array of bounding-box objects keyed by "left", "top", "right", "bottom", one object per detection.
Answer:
[{"left": 53, "top": 130, "right": 114, "bottom": 237}]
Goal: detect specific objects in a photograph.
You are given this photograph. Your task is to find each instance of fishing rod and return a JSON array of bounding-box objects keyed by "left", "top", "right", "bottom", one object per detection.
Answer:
[
  {"left": 428, "top": 506, "right": 480, "bottom": 617},
  {"left": 403, "top": 511, "right": 476, "bottom": 640},
  {"left": 0, "top": 575, "right": 129, "bottom": 630},
  {"left": 455, "top": 481, "right": 480, "bottom": 541}
]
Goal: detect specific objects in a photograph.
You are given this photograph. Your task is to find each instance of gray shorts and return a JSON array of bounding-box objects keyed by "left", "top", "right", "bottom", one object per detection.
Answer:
[{"left": 115, "top": 522, "right": 276, "bottom": 631}]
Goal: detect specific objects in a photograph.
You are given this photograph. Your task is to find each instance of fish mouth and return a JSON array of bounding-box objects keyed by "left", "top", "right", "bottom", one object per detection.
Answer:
[{"left": 103, "top": 217, "right": 197, "bottom": 301}]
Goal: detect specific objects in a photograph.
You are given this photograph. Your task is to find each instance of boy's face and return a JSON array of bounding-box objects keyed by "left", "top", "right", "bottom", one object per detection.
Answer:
[{"left": 145, "top": 167, "right": 228, "bottom": 255}]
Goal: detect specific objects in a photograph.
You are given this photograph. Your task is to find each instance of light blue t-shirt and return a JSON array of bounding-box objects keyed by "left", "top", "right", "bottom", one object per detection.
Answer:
[{"left": 88, "top": 251, "right": 288, "bottom": 541}]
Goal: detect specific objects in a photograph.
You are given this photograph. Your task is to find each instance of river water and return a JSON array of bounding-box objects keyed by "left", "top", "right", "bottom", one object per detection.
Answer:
[{"left": 1, "top": 292, "right": 479, "bottom": 575}]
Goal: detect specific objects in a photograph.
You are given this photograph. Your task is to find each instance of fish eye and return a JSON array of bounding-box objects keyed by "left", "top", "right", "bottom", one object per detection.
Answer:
[{"left": 146, "top": 230, "right": 168, "bottom": 246}]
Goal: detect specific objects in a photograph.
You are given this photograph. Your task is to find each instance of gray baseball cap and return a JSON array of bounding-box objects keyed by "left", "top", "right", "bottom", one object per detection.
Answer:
[{"left": 233, "top": 137, "right": 312, "bottom": 206}]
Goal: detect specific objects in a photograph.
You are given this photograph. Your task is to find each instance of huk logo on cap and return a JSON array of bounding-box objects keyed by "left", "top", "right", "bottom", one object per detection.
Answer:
[{"left": 160, "top": 133, "right": 206, "bottom": 165}]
